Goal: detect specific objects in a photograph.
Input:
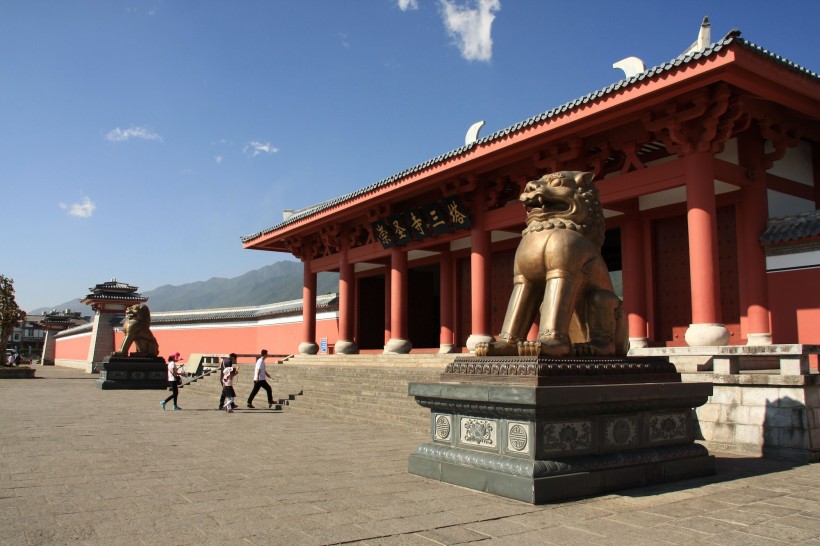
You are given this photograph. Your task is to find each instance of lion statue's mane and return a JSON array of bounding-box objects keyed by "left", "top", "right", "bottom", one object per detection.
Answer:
[{"left": 476, "top": 171, "right": 628, "bottom": 358}]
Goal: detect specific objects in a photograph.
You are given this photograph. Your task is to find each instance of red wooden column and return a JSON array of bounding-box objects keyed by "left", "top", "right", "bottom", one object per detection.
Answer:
[
  {"left": 621, "top": 206, "right": 649, "bottom": 348},
  {"left": 298, "top": 261, "right": 319, "bottom": 355},
  {"left": 737, "top": 129, "right": 772, "bottom": 345},
  {"left": 467, "top": 185, "right": 493, "bottom": 351},
  {"left": 335, "top": 243, "right": 358, "bottom": 354},
  {"left": 383, "top": 265, "right": 392, "bottom": 345},
  {"left": 385, "top": 246, "right": 411, "bottom": 353},
  {"left": 439, "top": 250, "right": 456, "bottom": 353},
  {"left": 683, "top": 152, "right": 730, "bottom": 346}
]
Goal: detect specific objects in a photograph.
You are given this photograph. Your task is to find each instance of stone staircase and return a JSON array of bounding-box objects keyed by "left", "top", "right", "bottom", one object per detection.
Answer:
[{"left": 177, "top": 353, "right": 453, "bottom": 434}]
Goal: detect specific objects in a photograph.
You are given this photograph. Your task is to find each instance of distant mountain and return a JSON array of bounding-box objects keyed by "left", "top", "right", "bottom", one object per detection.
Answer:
[{"left": 31, "top": 261, "right": 339, "bottom": 314}]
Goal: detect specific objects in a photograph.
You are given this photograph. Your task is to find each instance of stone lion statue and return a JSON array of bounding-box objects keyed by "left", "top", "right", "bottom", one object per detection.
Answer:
[
  {"left": 116, "top": 303, "right": 159, "bottom": 357},
  {"left": 476, "top": 171, "right": 627, "bottom": 358}
]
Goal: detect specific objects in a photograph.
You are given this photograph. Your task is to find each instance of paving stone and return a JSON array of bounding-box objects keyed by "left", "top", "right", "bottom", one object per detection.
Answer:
[
  {"left": 460, "top": 517, "right": 532, "bottom": 538},
  {"left": 525, "top": 524, "right": 609, "bottom": 545},
  {"left": 667, "top": 515, "right": 747, "bottom": 535},
  {"left": 1, "top": 366, "right": 819, "bottom": 546},
  {"left": 742, "top": 520, "right": 819, "bottom": 542},
  {"left": 605, "top": 509, "right": 677, "bottom": 527},
  {"left": 417, "top": 525, "right": 492, "bottom": 544},
  {"left": 356, "top": 534, "right": 443, "bottom": 545},
  {"left": 699, "top": 529, "right": 791, "bottom": 545}
]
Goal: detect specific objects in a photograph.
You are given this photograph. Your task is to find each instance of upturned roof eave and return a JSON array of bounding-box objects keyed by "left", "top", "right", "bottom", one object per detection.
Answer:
[{"left": 241, "top": 36, "right": 819, "bottom": 250}]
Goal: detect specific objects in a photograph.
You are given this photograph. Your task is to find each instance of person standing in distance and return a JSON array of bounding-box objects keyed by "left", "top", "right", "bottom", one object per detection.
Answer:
[
  {"left": 161, "top": 353, "right": 183, "bottom": 410},
  {"left": 247, "top": 349, "right": 274, "bottom": 409},
  {"left": 218, "top": 353, "right": 238, "bottom": 410},
  {"left": 221, "top": 361, "right": 239, "bottom": 413}
]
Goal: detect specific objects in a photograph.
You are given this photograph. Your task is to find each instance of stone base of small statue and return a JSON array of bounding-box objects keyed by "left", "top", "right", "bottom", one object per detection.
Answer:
[
  {"left": 97, "top": 355, "right": 168, "bottom": 390},
  {"left": 408, "top": 355, "right": 714, "bottom": 504}
]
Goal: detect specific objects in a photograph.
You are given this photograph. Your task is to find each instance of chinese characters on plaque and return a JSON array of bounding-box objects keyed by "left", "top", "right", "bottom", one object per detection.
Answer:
[{"left": 371, "top": 196, "right": 472, "bottom": 249}]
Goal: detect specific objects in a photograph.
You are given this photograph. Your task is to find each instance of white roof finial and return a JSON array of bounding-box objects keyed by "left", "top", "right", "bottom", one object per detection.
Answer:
[
  {"left": 465, "top": 121, "right": 485, "bottom": 146},
  {"left": 612, "top": 56, "right": 645, "bottom": 79},
  {"left": 682, "top": 16, "right": 712, "bottom": 56}
]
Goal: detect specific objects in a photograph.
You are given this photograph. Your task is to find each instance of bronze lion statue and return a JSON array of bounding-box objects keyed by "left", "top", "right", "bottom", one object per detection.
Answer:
[
  {"left": 476, "top": 171, "right": 627, "bottom": 358},
  {"left": 116, "top": 303, "right": 160, "bottom": 357}
]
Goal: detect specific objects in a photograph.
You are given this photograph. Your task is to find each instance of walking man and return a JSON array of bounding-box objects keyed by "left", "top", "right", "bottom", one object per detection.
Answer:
[{"left": 247, "top": 349, "right": 274, "bottom": 409}]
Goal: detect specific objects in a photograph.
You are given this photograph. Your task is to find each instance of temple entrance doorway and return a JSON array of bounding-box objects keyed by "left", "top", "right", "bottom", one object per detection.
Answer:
[
  {"left": 408, "top": 264, "right": 440, "bottom": 349},
  {"left": 356, "top": 275, "right": 385, "bottom": 350}
]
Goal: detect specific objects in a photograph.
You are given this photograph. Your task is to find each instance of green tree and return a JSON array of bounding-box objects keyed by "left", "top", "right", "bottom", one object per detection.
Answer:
[{"left": 0, "top": 275, "right": 26, "bottom": 365}]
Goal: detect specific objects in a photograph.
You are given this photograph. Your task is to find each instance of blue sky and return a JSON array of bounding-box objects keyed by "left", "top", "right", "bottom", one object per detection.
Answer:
[{"left": 2, "top": 0, "right": 818, "bottom": 312}]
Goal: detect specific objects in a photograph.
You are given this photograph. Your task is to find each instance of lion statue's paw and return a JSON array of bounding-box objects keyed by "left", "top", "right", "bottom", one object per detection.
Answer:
[
  {"left": 517, "top": 341, "right": 541, "bottom": 357},
  {"left": 474, "top": 340, "right": 519, "bottom": 357}
]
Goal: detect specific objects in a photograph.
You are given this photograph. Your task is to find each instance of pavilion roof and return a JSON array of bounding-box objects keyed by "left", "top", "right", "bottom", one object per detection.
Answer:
[{"left": 241, "top": 33, "right": 818, "bottom": 247}]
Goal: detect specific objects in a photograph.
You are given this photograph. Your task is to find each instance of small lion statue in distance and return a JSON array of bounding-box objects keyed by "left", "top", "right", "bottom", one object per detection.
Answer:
[
  {"left": 476, "top": 171, "right": 628, "bottom": 358},
  {"left": 115, "top": 303, "right": 160, "bottom": 357}
]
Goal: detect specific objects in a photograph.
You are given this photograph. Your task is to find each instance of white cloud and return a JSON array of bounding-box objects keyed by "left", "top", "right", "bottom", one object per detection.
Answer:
[
  {"left": 105, "top": 126, "right": 163, "bottom": 143},
  {"left": 244, "top": 141, "right": 279, "bottom": 157},
  {"left": 59, "top": 196, "right": 96, "bottom": 218},
  {"left": 439, "top": 0, "right": 500, "bottom": 62},
  {"left": 214, "top": 155, "right": 223, "bottom": 164},
  {"left": 397, "top": 0, "right": 419, "bottom": 11},
  {"left": 339, "top": 32, "right": 351, "bottom": 48}
]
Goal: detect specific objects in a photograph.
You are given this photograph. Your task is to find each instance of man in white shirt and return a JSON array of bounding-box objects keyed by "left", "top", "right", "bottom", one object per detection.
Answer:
[{"left": 247, "top": 349, "right": 274, "bottom": 409}]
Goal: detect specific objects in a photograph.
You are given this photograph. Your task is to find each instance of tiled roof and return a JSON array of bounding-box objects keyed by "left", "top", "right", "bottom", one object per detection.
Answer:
[
  {"left": 241, "top": 34, "right": 819, "bottom": 245},
  {"left": 149, "top": 293, "right": 339, "bottom": 325},
  {"left": 760, "top": 210, "right": 820, "bottom": 245},
  {"left": 54, "top": 322, "right": 93, "bottom": 338},
  {"left": 81, "top": 292, "right": 147, "bottom": 302},
  {"left": 88, "top": 280, "right": 139, "bottom": 292}
]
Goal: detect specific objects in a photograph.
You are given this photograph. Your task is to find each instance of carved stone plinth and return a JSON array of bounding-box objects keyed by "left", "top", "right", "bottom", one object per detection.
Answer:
[
  {"left": 408, "top": 356, "right": 714, "bottom": 504},
  {"left": 97, "top": 355, "right": 167, "bottom": 390}
]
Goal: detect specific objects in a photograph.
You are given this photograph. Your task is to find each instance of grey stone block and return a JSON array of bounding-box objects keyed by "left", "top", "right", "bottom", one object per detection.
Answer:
[
  {"left": 661, "top": 455, "right": 716, "bottom": 481},
  {"left": 533, "top": 472, "right": 603, "bottom": 503},
  {"left": 407, "top": 454, "right": 441, "bottom": 480},
  {"left": 440, "top": 461, "right": 488, "bottom": 492}
]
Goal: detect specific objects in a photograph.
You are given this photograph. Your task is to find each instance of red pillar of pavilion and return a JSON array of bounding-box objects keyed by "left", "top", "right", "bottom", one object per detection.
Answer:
[
  {"left": 383, "top": 265, "right": 392, "bottom": 345},
  {"left": 683, "top": 152, "right": 730, "bottom": 346},
  {"left": 335, "top": 243, "right": 358, "bottom": 354},
  {"left": 439, "top": 250, "right": 456, "bottom": 353},
  {"left": 737, "top": 129, "right": 773, "bottom": 345},
  {"left": 621, "top": 206, "right": 649, "bottom": 348},
  {"left": 466, "top": 185, "right": 493, "bottom": 351},
  {"left": 298, "top": 262, "right": 319, "bottom": 355},
  {"left": 385, "top": 246, "right": 411, "bottom": 353}
]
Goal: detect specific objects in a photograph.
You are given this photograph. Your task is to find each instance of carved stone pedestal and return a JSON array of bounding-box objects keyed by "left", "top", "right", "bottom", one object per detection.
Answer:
[
  {"left": 97, "top": 355, "right": 168, "bottom": 390},
  {"left": 408, "top": 356, "right": 714, "bottom": 504}
]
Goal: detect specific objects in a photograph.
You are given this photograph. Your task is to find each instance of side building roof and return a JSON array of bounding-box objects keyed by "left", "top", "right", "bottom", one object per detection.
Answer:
[
  {"left": 54, "top": 294, "right": 339, "bottom": 338},
  {"left": 760, "top": 210, "right": 820, "bottom": 245}
]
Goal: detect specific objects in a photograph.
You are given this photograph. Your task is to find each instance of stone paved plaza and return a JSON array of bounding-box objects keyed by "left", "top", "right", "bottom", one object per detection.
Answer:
[{"left": 1, "top": 367, "right": 819, "bottom": 545}]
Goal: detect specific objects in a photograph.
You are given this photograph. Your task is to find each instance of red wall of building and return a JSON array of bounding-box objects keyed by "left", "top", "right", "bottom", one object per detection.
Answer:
[
  {"left": 110, "top": 318, "right": 340, "bottom": 359},
  {"left": 56, "top": 333, "right": 92, "bottom": 360},
  {"left": 768, "top": 268, "right": 820, "bottom": 345}
]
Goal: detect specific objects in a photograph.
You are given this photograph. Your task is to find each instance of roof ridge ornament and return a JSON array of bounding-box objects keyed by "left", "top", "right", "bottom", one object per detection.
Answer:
[
  {"left": 612, "top": 56, "right": 645, "bottom": 79},
  {"left": 465, "top": 120, "right": 485, "bottom": 146},
  {"left": 682, "top": 16, "right": 711, "bottom": 57}
]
